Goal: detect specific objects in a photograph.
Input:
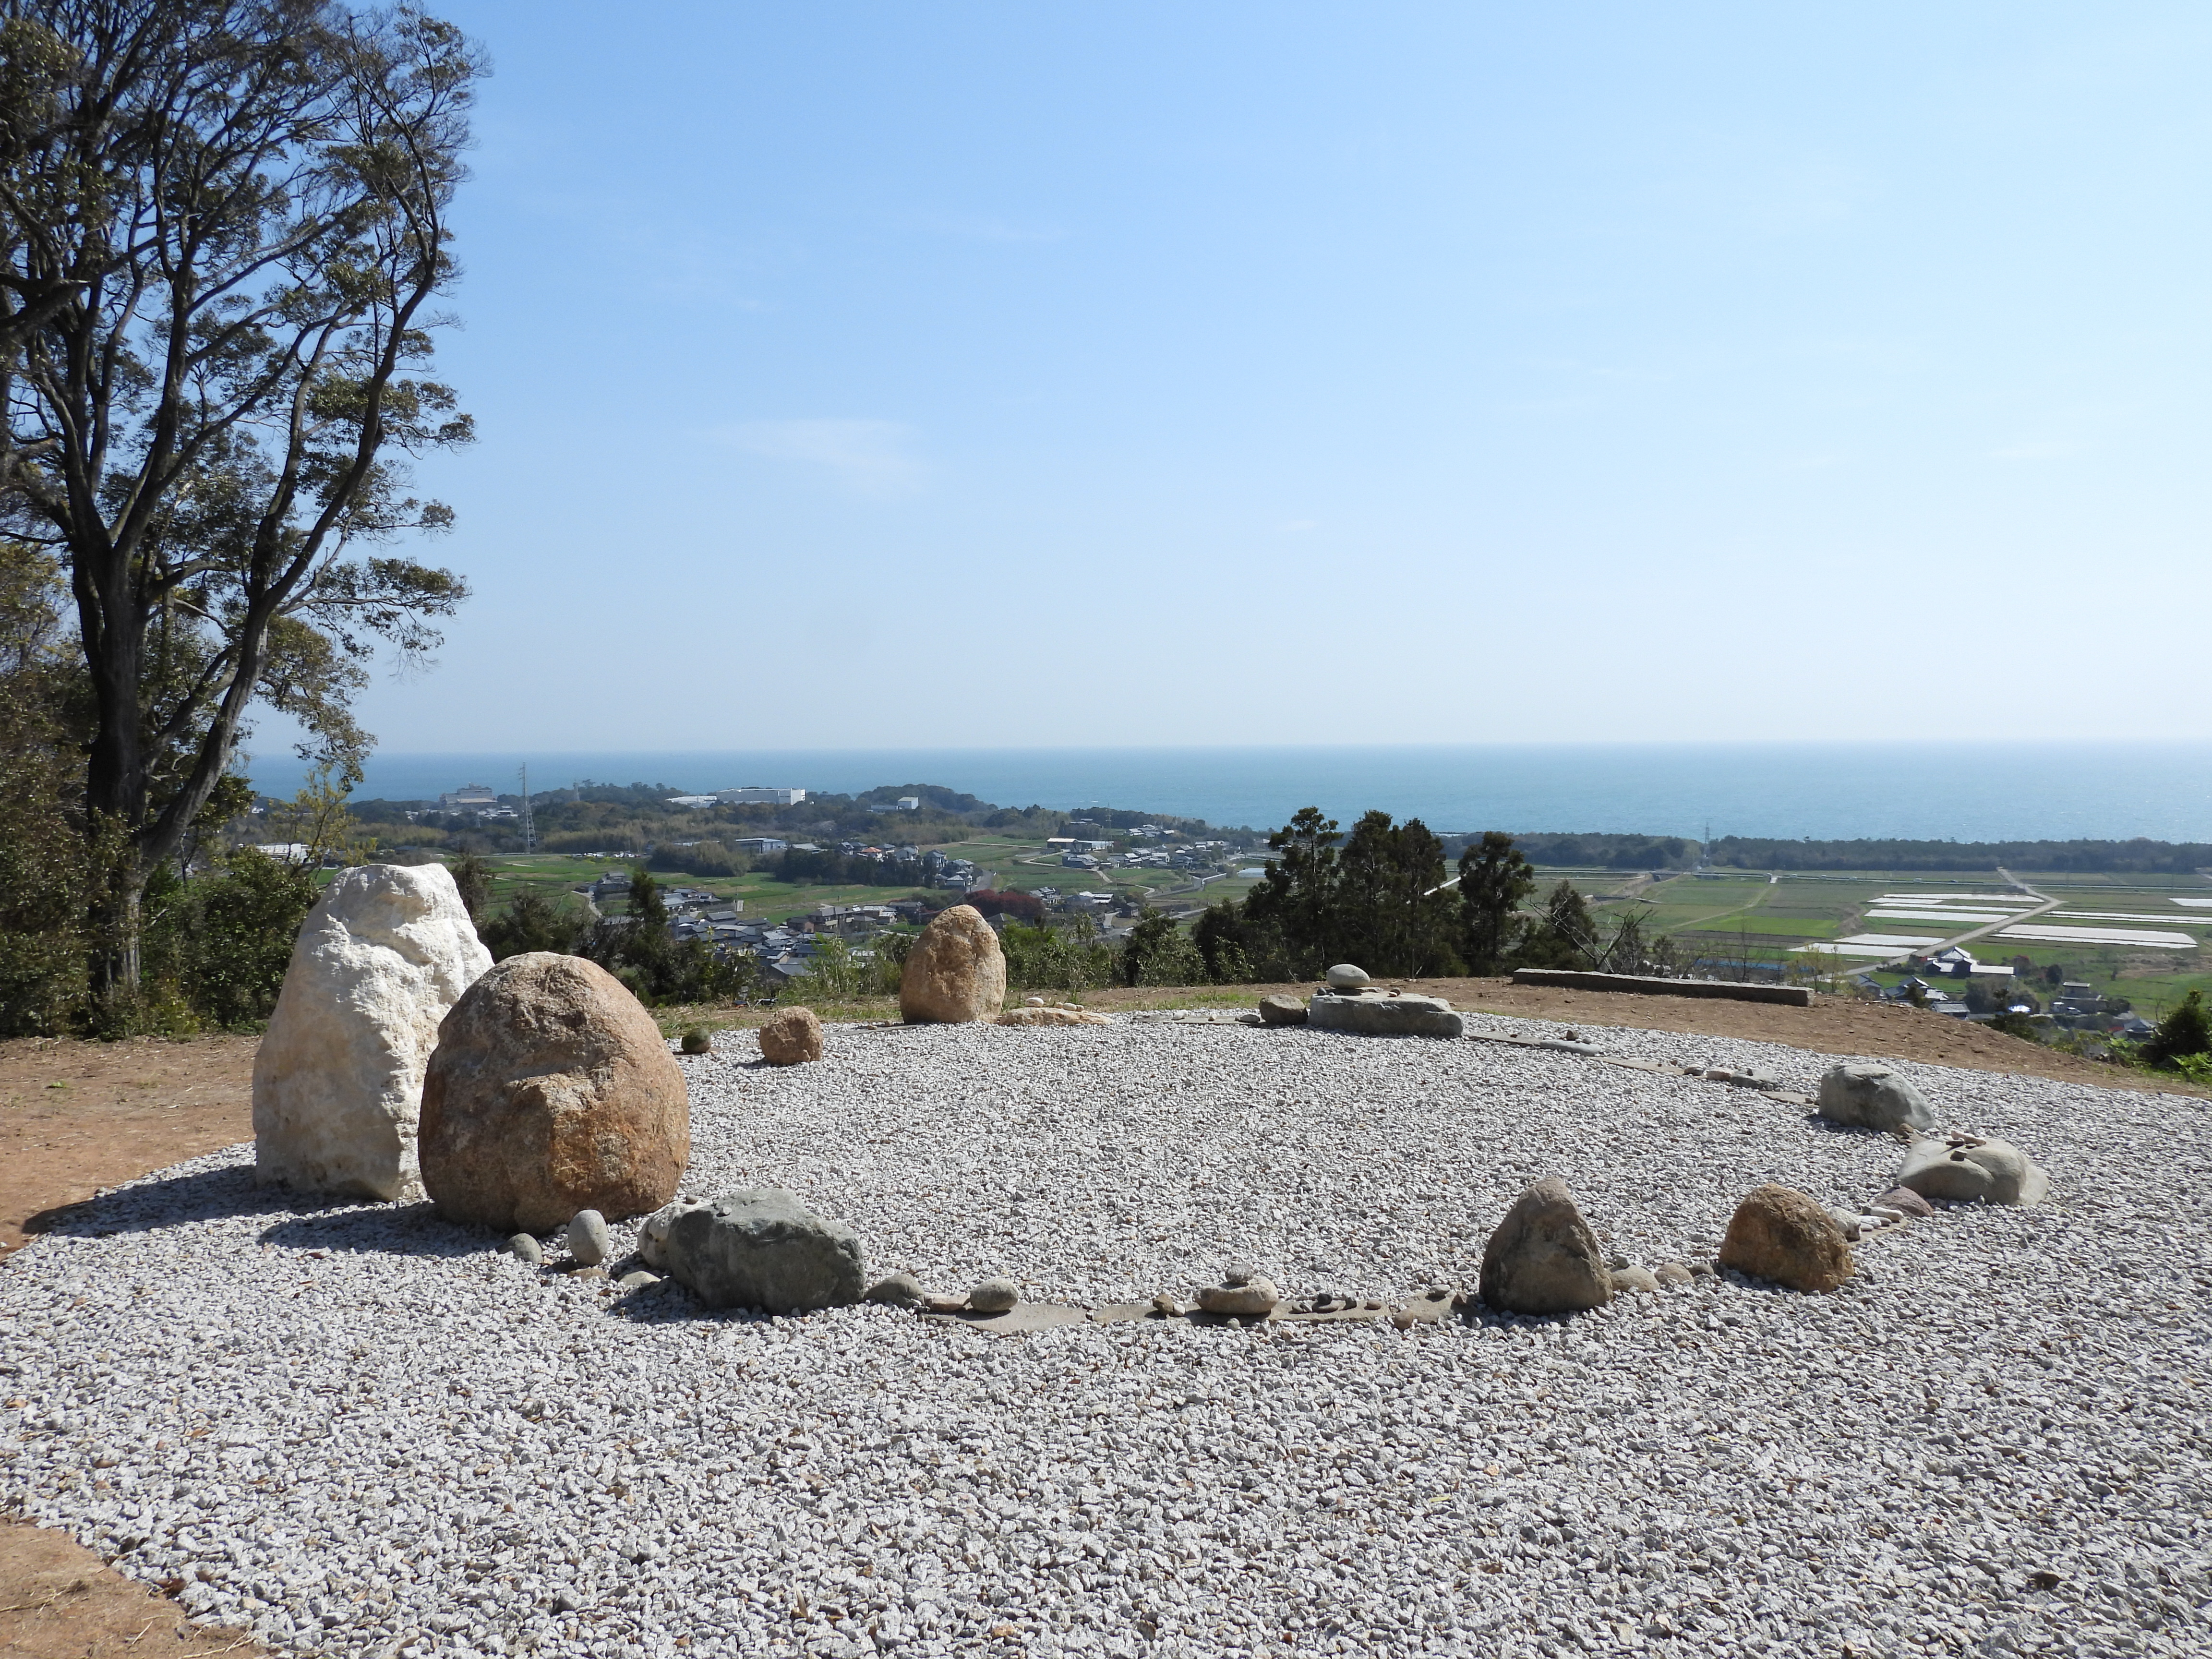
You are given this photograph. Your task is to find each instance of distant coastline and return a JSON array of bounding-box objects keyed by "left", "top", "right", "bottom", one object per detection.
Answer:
[{"left": 240, "top": 741, "right": 2212, "bottom": 846}]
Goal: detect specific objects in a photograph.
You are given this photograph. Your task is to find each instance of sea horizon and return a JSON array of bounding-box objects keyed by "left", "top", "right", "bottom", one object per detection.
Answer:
[{"left": 237, "top": 740, "right": 2212, "bottom": 847}]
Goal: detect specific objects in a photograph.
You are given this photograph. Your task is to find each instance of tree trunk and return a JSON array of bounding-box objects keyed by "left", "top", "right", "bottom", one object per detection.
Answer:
[{"left": 80, "top": 555, "right": 149, "bottom": 999}]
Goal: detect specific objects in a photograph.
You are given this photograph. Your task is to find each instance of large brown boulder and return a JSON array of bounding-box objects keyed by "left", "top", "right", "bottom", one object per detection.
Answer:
[
  {"left": 1479, "top": 1177, "right": 1613, "bottom": 1315},
  {"left": 1718, "top": 1184, "right": 1855, "bottom": 1291},
  {"left": 758, "top": 1005, "right": 824, "bottom": 1065},
  {"left": 899, "top": 904, "right": 1007, "bottom": 1023},
  {"left": 418, "top": 953, "right": 689, "bottom": 1232}
]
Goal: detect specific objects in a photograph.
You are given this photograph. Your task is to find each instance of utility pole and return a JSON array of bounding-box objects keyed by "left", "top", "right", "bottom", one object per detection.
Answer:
[{"left": 518, "top": 764, "right": 536, "bottom": 854}]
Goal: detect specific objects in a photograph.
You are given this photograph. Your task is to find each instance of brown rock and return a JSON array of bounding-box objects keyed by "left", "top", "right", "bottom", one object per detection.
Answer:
[
  {"left": 1869, "top": 1184, "right": 1936, "bottom": 1219},
  {"left": 419, "top": 953, "right": 689, "bottom": 1233},
  {"left": 1479, "top": 1177, "right": 1613, "bottom": 1315},
  {"left": 1653, "top": 1262, "right": 1695, "bottom": 1289},
  {"left": 758, "top": 1005, "right": 824, "bottom": 1064},
  {"left": 899, "top": 904, "right": 1007, "bottom": 1023},
  {"left": 1718, "top": 1184, "right": 1855, "bottom": 1292}
]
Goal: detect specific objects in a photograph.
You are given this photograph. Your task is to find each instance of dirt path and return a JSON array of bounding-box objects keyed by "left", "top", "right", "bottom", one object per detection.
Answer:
[{"left": 0, "top": 985, "right": 2187, "bottom": 1653}]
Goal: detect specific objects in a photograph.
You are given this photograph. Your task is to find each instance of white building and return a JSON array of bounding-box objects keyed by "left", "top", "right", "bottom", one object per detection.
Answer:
[
  {"left": 714, "top": 786, "right": 807, "bottom": 805},
  {"left": 438, "top": 784, "right": 497, "bottom": 810}
]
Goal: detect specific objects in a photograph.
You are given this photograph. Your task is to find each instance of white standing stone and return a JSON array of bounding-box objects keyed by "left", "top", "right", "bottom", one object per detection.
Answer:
[{"left": 251, "top": 863, "right": 492, "bottom": 1201}]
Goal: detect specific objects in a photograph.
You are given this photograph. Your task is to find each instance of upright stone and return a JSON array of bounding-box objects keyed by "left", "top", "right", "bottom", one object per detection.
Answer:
[
  {"left": 899, "top": 904, "right": 1007, "bottom": 1023},
  {"left": 252, "top": 862, "right": 491, "bottom": 1201},
  {"left": 419, "top": 953, "right": 689, "bottom": 1232},
  {"left": 757, "top": 1005, "right": 824, "bottom": 1065},
  {"left": 1479, "top": 1177, "right": 1613, "bottom": 1315}
]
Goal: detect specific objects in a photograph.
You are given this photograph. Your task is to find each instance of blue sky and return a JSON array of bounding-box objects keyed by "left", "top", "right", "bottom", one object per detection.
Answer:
[{"left": 294, "top": 2, "right": 2212, "bottom": 760}]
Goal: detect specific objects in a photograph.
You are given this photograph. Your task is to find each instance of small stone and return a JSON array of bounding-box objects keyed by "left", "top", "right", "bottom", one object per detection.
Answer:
[
  {"left": 679, "top": 1026, "right": 713, "bottom": 1056},
  {"left": 864, "top": 1272, "right": 926, "bottom": 1309},
  {"left": 1610, "top": 1266, "right": 1661, "bottom": 1295},
  {"left": 1196, "top": 1277, "right": 1280, "bottom": 1317},
  {"left": 1024, "top": 996, "right": 1046, "bottom": 1007},
  {"left": 921, "top": 1293, "right": 968, "bottom": 1314},
  {"left": 616, "top": 1270, "right": 659, "bottom": 1290},
  {"left": 1826, "top": 1208, "right": 1865, "bottom": 1241},
  {"left": 1151, "top": 1292, "right": 1183, "bottom": 1317},
  {"left": 967, "top": 1278, "right": 1021, "bottom": 1314},
  {"left": 757, "top": 1006, "right": 824, "bottom": 1065},
  {"left": 1479, "top": 1177, "right": 1613, "bottom": 1316},
  {"left": 1718, "top": 1184, "right": 1854, "bottom": 1292},
  {"left": 1688, "top": 1259, "right": 1715, "bottom": 1277},
  {"left": 1324, "top": 963, "right": 1370, "bottom": 989},
  {"left": 1815, "top": 1062, "right": 1937, "bottom": 1134},
  {"left": 574, "top": 1266, "right": 607, "bottom": 1282},
  {"left": 1224, "top": 1264, "right": 1258, "bottom": 1287},
  {"left": 1870, "top": 1185, "right": 1936, "bottom": 1219},
  {"left": 1257, "top": 993, "right": 1309, "bottom": 1027},
  {"left": 1653, "top": 1262, "right": 1694, "bottom": 1289},
  {"left": 567, "top": 1210, "right": 610, "bottom": 1267},
  {"left": 506, "top": 1233, "right": 542, "bottom": 1266},
  {"left": 1606, "top": 1253, "right": 1631, "bottom": 1272}
]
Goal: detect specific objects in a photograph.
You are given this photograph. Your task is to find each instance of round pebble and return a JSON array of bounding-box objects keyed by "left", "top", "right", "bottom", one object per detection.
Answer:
[{"left": 566, "top": 1208, "right": 610, "bottom": 1267}]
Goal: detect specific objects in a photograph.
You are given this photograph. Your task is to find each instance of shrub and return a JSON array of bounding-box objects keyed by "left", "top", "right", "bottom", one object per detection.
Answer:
[{"left": 2144, "top": 990, "right": 2211, "bottom": 1068}]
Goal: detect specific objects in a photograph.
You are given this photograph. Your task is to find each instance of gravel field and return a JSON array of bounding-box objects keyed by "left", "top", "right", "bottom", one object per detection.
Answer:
[{"left": 4, "top": 1014, "right": 2210, "bottom": 1658}]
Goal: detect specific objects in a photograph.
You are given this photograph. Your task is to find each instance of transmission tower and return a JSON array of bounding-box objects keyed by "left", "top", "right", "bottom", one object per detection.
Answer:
[{"left": 518, "top": 763, "right": 536, "bottom": 853}]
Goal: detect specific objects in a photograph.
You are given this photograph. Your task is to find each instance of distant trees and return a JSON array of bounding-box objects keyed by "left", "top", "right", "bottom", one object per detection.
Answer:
[
  {"left": 479, "top": 890, "right": 585, "bottom": 962},
  {"left": 1118, "top": 908, "right": 1207, "bottom": 986},
  {"left": 574, "top": 865, "right": 746, "bottom": 1005}
]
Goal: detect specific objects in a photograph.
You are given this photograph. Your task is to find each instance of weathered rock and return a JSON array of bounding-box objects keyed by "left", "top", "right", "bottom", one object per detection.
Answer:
[
  {"left": 1151, "top": 1292, "right": 1184, "bottom": 1317},
  {"left": 1196, "top": 1277, "right": 1280, "bottom": 1317},
  {"left": 967, "top": 1278, "right": 1021, "bottom": 1313},
  {"left": 616, "top": 1270, "right": 660, "bottom": 1290},
  {"left": 993, "top": 1005, "right": 1110, "bottom": 1027},
  {"left": 757, "top": 1006, "right": 824, "bottom": 1065},
  {"left": 506, "top": 1233, "right": 542, "bottom": 1266},
  {"left": 1718, "top": 1184, "right": 1855, "bottom": 1292},
  {"left": 1653, "top": 1262, "right": 1694, "bottom": 1289},
  {"left": 418, "top": 953, "right": 690, "bottom": 1233},
  {"left": 660, "top": 1189, "right": 865, "bottom": 1313},
  {"left": 1324, "top": 963, "right": 1370, "bottom": 989},
  {"left": 864, "top": 1272, "right": 926, "bottom": 1308},
  {"left": 637, "top": 1197, "right": 709, "bottom": 1272},
  {"left": 1611, "top": 1266, "right": 1662, "bottom": 1295},
  {"left": 1479, "top": 1178, "right": 1612, "bottom": 1315},
  {"left": 1816, "top": 1063, "right": 1936, "bottom": 1134},
  {"left": 567, "top": 1209, "right": 611, "bottom": 1266},
  {"left": 899, "top": 904, "right": 1007, "bottom": 1023},
  {"left": 1896, "top": 1136, "right": 2049, "bottom": 1206},
  {"left": 1870, "top": 1185, "right": 1936, "bottom": 1219},
  {"left": 1307, "top": 989, "right": 1465, "bottom": 1039},
  {"left": 679, "top": 1026, "right": 713, "bottom": 1056},
  {"left": 1256, "top": 993, "right": 1309, "bottom": 1027},
  {"left": 252, "top": 863, "right": 492, "bottom": 1202},
  {"left": 920, "top": 1292, "right": 968, "bottom": 1314}
]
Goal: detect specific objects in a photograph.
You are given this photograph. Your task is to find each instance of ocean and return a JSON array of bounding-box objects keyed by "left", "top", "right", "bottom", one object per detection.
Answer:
[{"left": 239, "top": 743, "right": 2212, "bottom": 844}]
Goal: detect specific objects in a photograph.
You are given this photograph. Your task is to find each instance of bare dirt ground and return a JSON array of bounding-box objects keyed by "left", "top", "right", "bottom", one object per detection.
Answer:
[{"left": 0, "top": 984, "right": 2189, "bottom": 1654}]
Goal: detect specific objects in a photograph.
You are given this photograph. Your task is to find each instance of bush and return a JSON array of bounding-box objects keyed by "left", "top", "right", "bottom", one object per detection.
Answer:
[
  {"left": 480, "top": 890, "right": 586, "bottom": 961},
  {"left": 1118, "top": 909, "right": 1207, "bottom": 987},
  {"left": 2145, "top": 990, "right": 2211, "bottom": 1068},
  {"left": 140, "top": 849, "right": 321, "bottom": 1030},
  {"left": 1002, "top": 921, "right": 1114, "bottom": 997}
]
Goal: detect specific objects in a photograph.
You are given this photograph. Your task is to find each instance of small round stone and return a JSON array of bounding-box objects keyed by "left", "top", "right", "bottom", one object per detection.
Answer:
[
  {"left": 566, "top": 1209, "right": 610, "bottom": 1267},
  {"left": 506, "top": 1233, "right": 542, "bottom": 1266},
  {"left": 967, "top": 1277, "right": 1020, "bottom": 1313},
  {"left": 1324, "top": 963, "right": 1370, "bottom": 989},
  {"left": 865, "top": 1272, "right": 926, "bottom": 1308}
]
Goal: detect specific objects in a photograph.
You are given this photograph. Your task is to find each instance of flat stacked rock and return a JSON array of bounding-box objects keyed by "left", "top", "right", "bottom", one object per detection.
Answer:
[
  {"left": 1897, "top": 1135, "right": 2049, "bottom": 1206},
  {"left": 1306, "top": 964, "right": 1464, "bottom": 1038},
  {"left": 994, "top": 1005, "right": 1110, "bottom": 1027}
]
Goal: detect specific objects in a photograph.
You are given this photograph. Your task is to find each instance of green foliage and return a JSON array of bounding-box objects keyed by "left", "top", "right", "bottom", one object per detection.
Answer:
[
  {"left": 479, "top": 889, "right": 584, "bottom": 962},
  {"left": 138, "top": 850, "right": 321, "bottom": 1031},
  {"left": 448, "top": 853, "right": 493, "bottom": 921},
  {"left": 1458, "top": 831, "right": 1535, "bottom": 974},
  {"left": 2172, "top": 1051, "right": 2212, "bottom": 1089},
  {"left": 575, "top": 864, "right": 750, "bottom": 1006},
  {"left": 649, "top": 841, "right": 749, "bottom": 878},
  {"left": 1003, "top": 920, "right": 1114, "bottom": 998},
  {"left": 1118, "top": 908, "right": 1208, "bottom": 987},
  {"left": 2145, "top": 990, "right": 2211, "bottom": 1068}
]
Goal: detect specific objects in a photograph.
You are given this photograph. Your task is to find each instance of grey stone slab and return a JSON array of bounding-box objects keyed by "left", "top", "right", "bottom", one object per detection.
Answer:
[{"left": 917, "top": 1303, "right": 1091, "bottom": 1334}]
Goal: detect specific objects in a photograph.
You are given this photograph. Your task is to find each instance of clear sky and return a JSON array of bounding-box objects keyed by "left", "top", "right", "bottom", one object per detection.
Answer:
[{"left": 308, "top": 2, "right": 2212, "bottom": 757}]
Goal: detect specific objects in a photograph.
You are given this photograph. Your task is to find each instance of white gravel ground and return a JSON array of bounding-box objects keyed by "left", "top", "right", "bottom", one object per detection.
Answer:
[{"left": 5, "top": 1014, "right": 2211, "bottom": 1658}]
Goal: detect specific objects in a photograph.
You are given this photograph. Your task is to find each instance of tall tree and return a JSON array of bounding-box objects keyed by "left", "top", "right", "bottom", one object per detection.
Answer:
[
  {"left": 1330, "top": 809, "right": 1462, "bottom": 976},
  {"left": 0, "top": 0, "right": 483, "bottom": 996},
  {"left": 1239, "top": 806, "right": 1342, "bottom": 978},
  {"left": 1457, "top": 830, "right": 1535, "bottom": 974}
]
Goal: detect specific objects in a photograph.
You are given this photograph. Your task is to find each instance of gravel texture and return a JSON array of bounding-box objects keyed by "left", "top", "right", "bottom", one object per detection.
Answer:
[{"left": 4, "top": 1014, "right": 2211, "bottom": 1657}]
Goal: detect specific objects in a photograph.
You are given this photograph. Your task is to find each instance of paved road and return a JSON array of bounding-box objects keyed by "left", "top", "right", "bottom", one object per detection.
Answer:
[{"left": 1839, "top": 867, "right": 2065, "bottom": 975}]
